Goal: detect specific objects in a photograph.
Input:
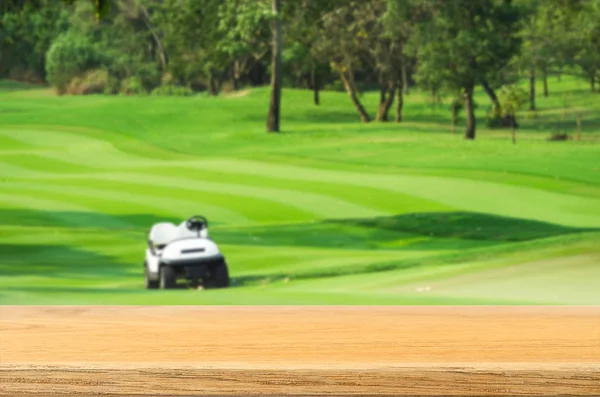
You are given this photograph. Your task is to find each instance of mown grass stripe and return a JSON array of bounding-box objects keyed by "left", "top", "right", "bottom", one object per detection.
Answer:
[
  {"left": 145, "top": 165, "right": 455, "bottom": 215},
  {"left": 0, "top": 193, "right": 129, "bottom": 229},
  {"left": 1, "top": 182, "right": 253, "bottom": 227},
  {"left": 0, "top": 161, "right": 43, "bottom": 178},
  {"left": 2, "top": 124, "right": 191, "bottom": 161},
  {"left": 189, "top": 159, "right": 600, "bottom": 228},
  {"left": 6, "top": 177, "right": 321, "bottom": 225},
  {"left": 0, "top": 130, "right": 160, "bottom": 170},
  {"left": 75, "top": 172, "right": 388, "bottom": 221},
  {"left": 1, "top": 152, "right": 98, "bottom": 173}
]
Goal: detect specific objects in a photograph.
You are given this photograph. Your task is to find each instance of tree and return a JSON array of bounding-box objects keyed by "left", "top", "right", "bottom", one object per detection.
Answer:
[
  {"left": 409, "top": 0, "right": 523, "bottom": 140},
  {"left": 572, "top": 0, "right": 600, "bottom": 92},
  {"left": 216, "top": 0, "right": 272, "bottom": 89},
  {"left": 0, "top": 1, "right": 70, "bottom": 82},
  {"left": 152, "top": 0, "right": 229, "bottom": 94},
  {"left": 357, "top": 0, "right": 399, "bottom": 122},
  {"left": 385, "top": 0, "right": 419, "bottom": 122},
  {"left": 516, "top": 0, "right": 579, "bottom": 111},
  {"left": 266, "top": 0, "right": 282, "bottom": 133},
  {"left": 121, "top": 0, "right": 168, "bottom": 73},
  {"left": 498, "top": 84, "right": 528, "bottom": 144},
  {"left": 316, "top": 0, "right": 372, "bottom": 123},
  {"left": 283, "top": 0, "right": 337, "bottom": 106},
  {"left": 63, "top": 0, "right": 110, "bottom": 20},
  {"left": 479, "top": 0, "right": 523, "bottom": 127}
]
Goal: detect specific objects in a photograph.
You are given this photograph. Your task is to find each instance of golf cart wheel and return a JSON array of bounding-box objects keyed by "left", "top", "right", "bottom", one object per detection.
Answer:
[
  {"left": 205, "top": 260, "right": 230, "bottom": 289},
  {"left": 159, "top": 265, "right": 177, "bottom": 289},
  {"left": 144, "top": 264, "right": 159, "bottom": 289}
]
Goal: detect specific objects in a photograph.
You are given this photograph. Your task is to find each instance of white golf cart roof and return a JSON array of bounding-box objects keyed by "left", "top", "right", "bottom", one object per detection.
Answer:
[{"left": 149, "top": 221, "right": 207, "bottom": 246}]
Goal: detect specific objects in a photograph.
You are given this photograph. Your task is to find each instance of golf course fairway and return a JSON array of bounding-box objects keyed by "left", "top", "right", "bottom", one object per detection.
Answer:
[{"left": 1, "top": 77, "right": 599, "bottom": 305}]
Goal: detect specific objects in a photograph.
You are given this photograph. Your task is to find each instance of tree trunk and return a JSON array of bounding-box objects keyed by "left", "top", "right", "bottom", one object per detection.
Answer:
[
  {"left": 591, "top": 74, "right": 596, "bottom": 92},
  {"left": 384, "top": 86, "right": 396, "bottom": 120},
  {"left": 40, "top": 47, "right": 47, "bottom": 81},
  {"left": 395, "top": 77, "right": 404, "bottom": 122},
  {"left": 511, "top": 112, "right": 517, "bottom": 144},
  {"left": 266, "top": 0, "right": 283, "bottom": 133},
  {"left": 401, "top": 61, "right": 409, "bottom": 95},
  {"left": 557, "top": 65, "right": 562, "bottom": 81},
  {"left": 376, "top": 80, "right": 396, "bottom": 122},
  {"left": 311, "top": 68, "right": 319, "bottom": 106},
  {"left": 482, "top": 80, "right": 518, "bottom": 128},
  {"left": 208, "top": 72, "right": 218, "bottom": 96},
  {"left": 482, "top": 80, "right": 500, "bottom": 113},
  {"left": 543, "top": 66, "right": 548, "bottom": 97},
  {"left": 339, "top": 70, "right": 370, "bottom": 123},
  {"left": 376, "top": 83, "right": 386, "bottom": 122},
  {"left": 232, "top": 60, "right": 240, "bottom": 91},
  {"left": 139, "top": 4, "right": 168, "bottom": 72},
  {"left": 451, "top": 112, "right": 456, "bottom": 134},
  {"left": 529, "top": 67, "right": 536, "bottom": 111},
  {"left": 376, "top": 75, "right": 388, "bottom": 122},
  {"left": 464, "top": 85, "right": 476, "bottom": 140}
]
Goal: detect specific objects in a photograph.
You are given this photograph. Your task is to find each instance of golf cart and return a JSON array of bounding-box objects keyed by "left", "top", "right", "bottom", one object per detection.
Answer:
[{"left": 144, "top": 215, "right": 230, "bottom": 289}]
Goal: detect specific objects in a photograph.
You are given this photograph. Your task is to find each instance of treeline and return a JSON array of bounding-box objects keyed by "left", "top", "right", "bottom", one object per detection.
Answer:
[{"left": 1, "top": 0, "right": 599, "bottom": 138}]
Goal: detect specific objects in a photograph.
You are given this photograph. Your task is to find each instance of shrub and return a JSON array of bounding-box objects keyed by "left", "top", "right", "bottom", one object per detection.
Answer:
[
  {"left": 65, "top": 68, "right": 110, "bottom": 95},
  {"left": 8, "top": 68, "right": 46, "bottom": 85},
  {"left": 449, "top": 96, "right": 464, "bottom": 126},
  {"left": 485, "top": 106, "right": 504, "bottom": 128},
  {"left": 323, "top": 80, "right": 345, "bottom": 92},
  {"left": 119, "top": 76, "right": 147, "bottom": 95},
  {"left": 547, "top": 133, "right": 570, "bottom": 141},
  {"left": 45, "top": 32, "right": 100, "bottom": 95},
  {"left": 104, "top": 75, "right": 121, "bottom": 95},
  {"left": 150, "top": 84, "right": 194, "bottom": 96},
  {"left": 135, "top": 63, "right": 162, "bottom": 91}
]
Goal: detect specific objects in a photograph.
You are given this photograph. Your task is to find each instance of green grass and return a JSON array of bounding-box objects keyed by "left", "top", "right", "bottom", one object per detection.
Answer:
[{"left": 1, "top": 75, "right": 599, "bottom": 305}]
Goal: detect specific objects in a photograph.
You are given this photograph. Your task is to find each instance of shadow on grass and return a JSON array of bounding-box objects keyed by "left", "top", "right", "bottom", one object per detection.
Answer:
[
  {"left": 225, "top": 212, "right": 598, "bottom": 287},
  {"left": 0, "top": 79, "right": 47, "bottom": 92},
  {"left": 4, "top": 209, "right": 596, "bottom": 253},
  {"left": 0, "top": 241, "right": 202, "bottom": 291},
  {"left": 2, "top": 208, "right": 597, "bottom": 290},
  {"left": 0, "top": 209, "right": 208, "bottom": 230},
  {"left": 332, "top": 211, "right": 596, "bottom": 241},
  {"left": 518, "top": 113, "right": 600, "bottom": 135},
  {"left": 214, "top": 211, "right": 597, "bottom": 251},
  {"left": 244, "top": 108, "right": 360, "bottom": 125},
  {"left": 0, "top": 243, "right": 134, "bottom": 278},
  {"left": 231, "top": 259, "right": 421, "bottom": 287}
]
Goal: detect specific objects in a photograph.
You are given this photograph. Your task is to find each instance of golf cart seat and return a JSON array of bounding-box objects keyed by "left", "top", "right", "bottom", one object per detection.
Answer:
[
  {"left": 148, "top": 222, "right": 180, "bottom": 249},
  {"left": 178, "top": 221, "right": 208, "bottom": 239}
]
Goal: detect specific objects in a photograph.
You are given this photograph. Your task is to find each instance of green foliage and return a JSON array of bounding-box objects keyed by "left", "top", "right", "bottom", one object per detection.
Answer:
[
  {"left": 62, "top": 0, "right": 111, "bottom": 21},
  {"left": 152, "top": 0, "right": 231, "bottom": 91},
  {"left": 0, "top": 0, "right": 70, "bottom": 81},
  {"left": 484, "top": 85, "right": 527, "bottom": 129},
  {"left": 45, "top": 31, "right": 101, "bottom": 94},
  {"left": 216, "top": 0, "right": 272, "bottom": 59},
  {"left": 498, "top": 85, "right": 528, "bottom": 119},
  {"left": 119, "top": 76, "right": 146, "bottom": 95},
  {"left": 66, "top": 67, "right": 110, "bottom": 95},
  {"left": 2, "top": 0, "right": 599, "bottom": 132},
  {"left": 572, "top": 0, "right": 600, "bottom": 86},
  {"left": 409, "top": 0, "right": 522, "bottom": 92},
  {"left": 282, "top": 0, "right": 338, "bottom": 84},
  {"left": 449, "top": 95, "right": 464, "bottom": 126},
  {"left": 151, "top": 84, "right": 194, "bottom": 97}
]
